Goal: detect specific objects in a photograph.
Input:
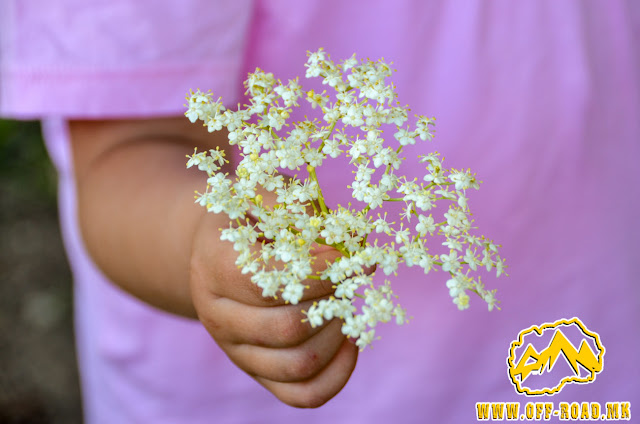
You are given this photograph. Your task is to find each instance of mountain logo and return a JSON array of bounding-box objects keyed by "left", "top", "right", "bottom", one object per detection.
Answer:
[{"left": 507, "top": 317, "right": 605, "bottom": 396}]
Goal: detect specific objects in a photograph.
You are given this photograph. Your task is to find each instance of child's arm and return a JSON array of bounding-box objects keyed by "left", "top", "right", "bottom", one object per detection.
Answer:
[{"left": 69, "top": 117, "right": 358, "bottom": 408}]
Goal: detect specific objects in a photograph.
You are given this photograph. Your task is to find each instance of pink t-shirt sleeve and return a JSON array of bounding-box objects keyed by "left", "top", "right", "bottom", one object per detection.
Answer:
[{"left": 0, "top": 0, "right": 253, "bottom": 118}]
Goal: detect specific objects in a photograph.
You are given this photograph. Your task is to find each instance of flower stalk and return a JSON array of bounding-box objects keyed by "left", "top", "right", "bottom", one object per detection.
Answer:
[{"left": 185, "top": 49, "right": 506, "bottom": 349}]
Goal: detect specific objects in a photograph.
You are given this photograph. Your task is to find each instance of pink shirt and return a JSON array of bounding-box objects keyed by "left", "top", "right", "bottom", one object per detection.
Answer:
[{"left": 2, "top": 1, "right": 639, "bottom": 423}]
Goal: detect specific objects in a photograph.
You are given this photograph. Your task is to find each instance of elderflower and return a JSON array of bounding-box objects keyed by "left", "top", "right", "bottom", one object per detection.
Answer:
[{"left": 185, "top": 49, "right": 507, "bottom": 350}]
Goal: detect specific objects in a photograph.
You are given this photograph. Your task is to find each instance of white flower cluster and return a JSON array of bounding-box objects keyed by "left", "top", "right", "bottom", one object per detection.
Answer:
[{"left": 185, "top": 49, "right": 506, "bottom": 349}]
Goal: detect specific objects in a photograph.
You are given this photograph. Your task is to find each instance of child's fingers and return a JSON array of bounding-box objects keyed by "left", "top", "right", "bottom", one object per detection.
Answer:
[
  {"left": 195, "top": 296, "right": 329, "bottom": 348},
  {"left": 253, "top": 338, "right": 358, "bottom": 408},
  {"left": 221, "top": 318, "right": 346, "bottom": 383},
  {"left": 191, "top": 211, "right": 362, "bottom": 407},
  {"left": 195, "top": 242, "right": 343, "bottom": 307}
]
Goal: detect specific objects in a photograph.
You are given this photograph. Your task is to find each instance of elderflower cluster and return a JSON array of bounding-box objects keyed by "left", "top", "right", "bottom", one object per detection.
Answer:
[{"left": 185, "top": 49, "right": 506, "bottom": 349}]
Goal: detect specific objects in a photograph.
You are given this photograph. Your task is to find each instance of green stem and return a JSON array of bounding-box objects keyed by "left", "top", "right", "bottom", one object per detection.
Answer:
[
  {"left": 304, "top": 120, "right": 339, "bottom": 217},
  {"left": 308, "top": 166, "right": 329, "bottom": 215},
  {"left": 310, "top": 199, "right": 319, "bottom": 215},
  {"left": 317, "top": 120, "right": 337, "bottom": 153},
  {"left": 288, "top": 226, "right": 350, "bottom": 258}
]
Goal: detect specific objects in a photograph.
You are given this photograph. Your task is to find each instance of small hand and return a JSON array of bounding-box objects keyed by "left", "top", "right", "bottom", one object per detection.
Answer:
[{"left": 190, "top": 212, "right": 358, "bottom": 408}]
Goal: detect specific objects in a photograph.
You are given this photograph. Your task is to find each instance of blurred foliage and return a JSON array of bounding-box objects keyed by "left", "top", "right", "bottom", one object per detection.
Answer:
[
  {"left": 0, "top": 119, "right": 57, "bottom": 206},
  {"left": 0, "top": 119, "right": 82, "bottom": 423}
]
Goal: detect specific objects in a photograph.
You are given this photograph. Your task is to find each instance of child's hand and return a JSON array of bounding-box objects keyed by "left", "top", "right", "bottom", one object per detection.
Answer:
[
  {"left": 189, "top": 208, "right": 359, "bottom": 408},
  {"left": 69, "top": 117, "right": 360, "bottom": 407}
]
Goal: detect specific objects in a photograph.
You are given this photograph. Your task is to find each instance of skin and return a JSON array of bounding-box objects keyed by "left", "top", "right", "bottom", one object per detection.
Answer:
[{"left": 69, "top": 117, "right": 359, "bottom": 408}]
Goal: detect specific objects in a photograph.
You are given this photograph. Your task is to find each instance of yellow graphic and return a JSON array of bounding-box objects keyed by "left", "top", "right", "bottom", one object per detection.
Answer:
[
  {"left": 475, "top": 401, "right": 632, "bottom": 421},
  {"left": 507, "top": 317, "right": 605, "bottom": 395}
]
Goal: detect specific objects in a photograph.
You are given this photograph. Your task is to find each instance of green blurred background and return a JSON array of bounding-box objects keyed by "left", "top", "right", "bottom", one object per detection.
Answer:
[{"left": 0, "top": 120, "right": 82, "bottom": 423}]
